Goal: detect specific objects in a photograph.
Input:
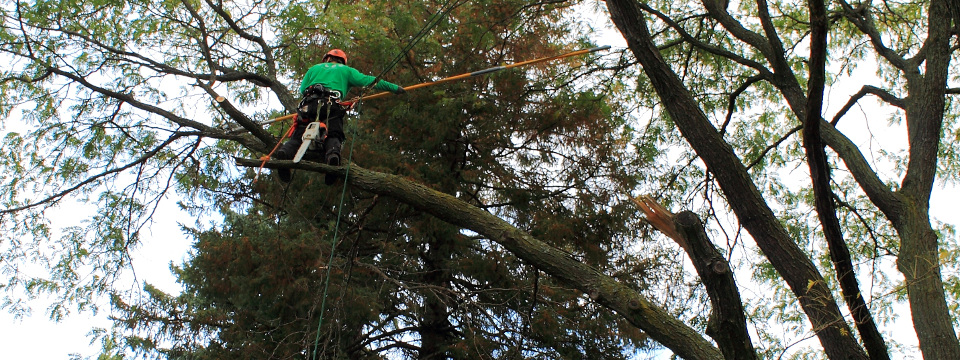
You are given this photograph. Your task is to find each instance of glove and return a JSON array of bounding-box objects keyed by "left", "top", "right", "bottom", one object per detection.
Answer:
[{"left": 394, "top": 87, "right": 406, "bottom": 95}]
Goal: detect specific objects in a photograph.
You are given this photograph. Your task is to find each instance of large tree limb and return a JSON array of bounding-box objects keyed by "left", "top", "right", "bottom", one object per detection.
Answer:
[
  {"left": 196, "top": 81, "right": 277, "bottom": 147},
  {"left": 235, "top": 157, "right": 724, "bottom": 360},
  {"left": 699, "top": 0, "right": 773, "bottom": 57},
  {"left": 893, "top": 0, "right": 960, "bottom": 358},
  {"left": 901, "top": 0, "right": 952, "bottom": 200},
  {"left": 803, "top": 0, "right": 889, "bottom": 356},
  {"left": 700, "top": 0, "right": 808, "bottom": 109},
  {"left": 630, "top": 195, "right": 757, "bottom": 360},
  {"left": 604, "top": 0, "right": 867, "bottom": 358},
  {"left": 675, "top": 211, "right": 756, "bottom": 360},
  {"left": 755, "top": 0, "right": 787, "bottom": 58}
]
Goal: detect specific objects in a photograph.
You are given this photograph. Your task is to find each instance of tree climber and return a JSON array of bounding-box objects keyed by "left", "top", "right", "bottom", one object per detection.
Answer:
[{"left": 274, "top": 48, "right": 405, "bottom": 184}]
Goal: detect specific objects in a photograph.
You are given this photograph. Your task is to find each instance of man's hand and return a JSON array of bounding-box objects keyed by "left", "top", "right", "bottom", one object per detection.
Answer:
[{"left": 394, "top": 87, "right": 406, "bottom": 95}]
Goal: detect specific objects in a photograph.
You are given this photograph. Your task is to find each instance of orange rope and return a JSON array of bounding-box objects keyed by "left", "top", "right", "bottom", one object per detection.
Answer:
[{"left": 254, "top": 115, "right": 298, "bottom": 183}]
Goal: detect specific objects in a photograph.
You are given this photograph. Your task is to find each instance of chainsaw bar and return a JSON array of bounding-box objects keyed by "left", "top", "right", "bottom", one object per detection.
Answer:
[{"left": 293, "top": 122, "right": 326, "bottom": 163}]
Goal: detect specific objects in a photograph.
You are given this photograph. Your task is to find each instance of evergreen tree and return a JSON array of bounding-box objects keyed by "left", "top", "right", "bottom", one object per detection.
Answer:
[{"left": 103, "top": 1, "right": 651, "bottom": 359}]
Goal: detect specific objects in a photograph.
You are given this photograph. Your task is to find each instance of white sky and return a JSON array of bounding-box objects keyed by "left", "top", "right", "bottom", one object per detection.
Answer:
[{"left": 1, "top": 198, "right": 193, "bottom": 358}]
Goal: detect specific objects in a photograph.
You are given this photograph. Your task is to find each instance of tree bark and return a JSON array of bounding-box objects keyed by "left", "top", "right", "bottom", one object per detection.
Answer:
[
  {"left": 603, "top": 0, "right": 868, "bottom": 358},
  {"left": 803, "top": 0, "right": 889, "bottom": 357},
  {"left": 237, "top": 157, "right": 725, "bottom": 360},
  {"left": 674, "top": 211, "right": 757, "bottom": 360},
  {"left": 419, "top": 224, "right": 455, "bottom": 360},
  {"left": 894, "top": 4, "right": 959, "bottom": 356},
  {"left": 829, "top": 0, "right": 960, "bottom": 357}
]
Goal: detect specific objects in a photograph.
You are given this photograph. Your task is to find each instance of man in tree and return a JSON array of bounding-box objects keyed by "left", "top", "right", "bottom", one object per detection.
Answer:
[{"left": 274, "top": 48, "right": 405, "bottom": 184}]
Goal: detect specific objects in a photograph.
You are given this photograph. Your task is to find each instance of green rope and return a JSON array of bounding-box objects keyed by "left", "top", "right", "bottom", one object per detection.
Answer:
[
  {"left": 308, "top": 1, "right": 462, "bottom": 357},
  {"left": 309, "top": 93, "right": 357, "bottom": 359},
  {"left": 310, "top": 133, "right": 353, "bottom": 360}
]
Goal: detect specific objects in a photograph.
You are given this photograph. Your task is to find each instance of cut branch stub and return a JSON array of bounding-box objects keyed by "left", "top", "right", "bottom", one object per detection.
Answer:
[{"left": 627, "top": 194, "right": 686, "bottom": 249}]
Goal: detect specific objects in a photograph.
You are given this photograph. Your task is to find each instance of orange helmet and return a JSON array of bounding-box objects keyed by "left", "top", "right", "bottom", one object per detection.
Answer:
[{"left": 323, "top": 49, "right": 347, "bottom": 64}]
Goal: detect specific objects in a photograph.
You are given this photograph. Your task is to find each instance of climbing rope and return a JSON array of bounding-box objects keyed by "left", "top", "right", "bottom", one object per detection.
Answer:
[
  {"left": 254, "top": 120, "right": 298, "bottom": 183},
  {"left": 308, "top": 1, "right": 463, "bottom": 357},
  {"left": 364, "top": 0, "right": 466, "bottom": 89}
]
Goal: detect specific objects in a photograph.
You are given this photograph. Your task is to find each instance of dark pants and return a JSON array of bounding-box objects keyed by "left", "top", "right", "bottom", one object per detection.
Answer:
[{"left": 276, "top": 101, "right": 346, "bottom": 160}]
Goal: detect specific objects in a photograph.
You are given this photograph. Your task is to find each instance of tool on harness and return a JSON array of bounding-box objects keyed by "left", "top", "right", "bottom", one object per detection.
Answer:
[
  {"left": 293, "top": 121, "right": 327, "bottom": 163},
  {"left": 293, "top": 84, "right": 341, "bottom": 163}
]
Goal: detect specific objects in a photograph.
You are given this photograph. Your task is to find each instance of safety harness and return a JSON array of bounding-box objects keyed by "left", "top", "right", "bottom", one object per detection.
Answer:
[{"left": 254, "top": 84, "right": 350, "bottom": 181}]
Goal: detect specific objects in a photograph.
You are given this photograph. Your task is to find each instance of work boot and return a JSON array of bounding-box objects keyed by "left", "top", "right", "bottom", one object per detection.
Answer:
[
  {"left": 273, "top": 141, "right": 297, "bottom": 182},
  {"left": 324, "top": 137, "right": 342, "bottom": 185},
  {"left": 273, "top": 133, "right": 303, "bottom": 183}
]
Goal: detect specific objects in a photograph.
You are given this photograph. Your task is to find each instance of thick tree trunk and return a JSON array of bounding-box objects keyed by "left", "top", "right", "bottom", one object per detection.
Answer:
[
  {"left": 895, "top": 2, "right": 958, "bottom": 350},
  {"left": 237, "top": 157, "right": 725, "bottom": 360},
  {"left": 829, "top": 0, "right": 959, "bottom": 357},
  {"left": 603, "top": 0, "right": 867, "bottom": 358},
  {"left": 897, "top": 211, "right": 959, "bottom": 359}
]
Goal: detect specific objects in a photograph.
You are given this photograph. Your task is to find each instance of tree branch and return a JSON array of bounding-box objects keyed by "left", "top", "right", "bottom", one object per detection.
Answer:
[
  {"left": 636, "top": 3, "right": 774, "bottom": 77},
  {"left": 831, "top": 85, "right": 905, "bottom": 126},
  {"left": 720, "top": 75, "right": 765, "bottom": 136},
  {"left": 236, "top": 157, "right": 724, "bottom": 360},
  {"left": 803, "top": 0, "right": 889, "bottom": 356},
  {"left": 837, "top": 0, "right": 911, "bottom": 71},
  {"left": 630, "top": 194, "right": 757, "bottom": 360},
  {"left": 746, "top": 125, "right": 801, "bottom": 170},
  {"left": 195, "top": 81, "right": 277, "bottom": 147},
  {"left": 755, "top": 0, "right": 787, "bottom": 57},
  {"left": 674, "top": 211, "right": 757, "bottom": 360},
  {"left": 700, "top": 0, "right": 774, "bottom": 57},
  {"left": 604, "top": 0, "right": 867, "bottom": 357},
  {"left": 1, "top": 132, "right": 196, "bottom": 214},
  {"left": 44, "top": 67, "right": 268, "bottom": 153}
]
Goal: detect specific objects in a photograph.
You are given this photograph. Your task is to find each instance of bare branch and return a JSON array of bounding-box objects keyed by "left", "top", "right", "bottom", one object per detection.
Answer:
[
  {"left": 720, "top": 75, "right": 765, "bottom": 136},
  {"left": 637, "top": 2, "right": 774, "bottom": 77},
  {"left": 746, "top": 125, "right": 802, "bottom": 170},
  {"left": 0, "top": 69, "right": 52, "bottom": 84},
  {"left": 203, "top": 0, "right": 279, "bottom": 80},
  {"left": 831, "top": 85, "right": 905, "bottom": 125},
  {"left": 837, "top": 0, "right": 911, "bottom": 71}
]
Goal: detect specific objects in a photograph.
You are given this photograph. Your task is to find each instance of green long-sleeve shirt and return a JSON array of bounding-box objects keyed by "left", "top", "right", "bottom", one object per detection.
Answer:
[{"left": 299, "top": 62, "right": 400, "bottom": 97}]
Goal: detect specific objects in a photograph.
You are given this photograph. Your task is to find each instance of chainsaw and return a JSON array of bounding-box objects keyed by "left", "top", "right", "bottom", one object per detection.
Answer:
[{"left": 292, "top": 121, "right": 327, "bottom": 163}]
